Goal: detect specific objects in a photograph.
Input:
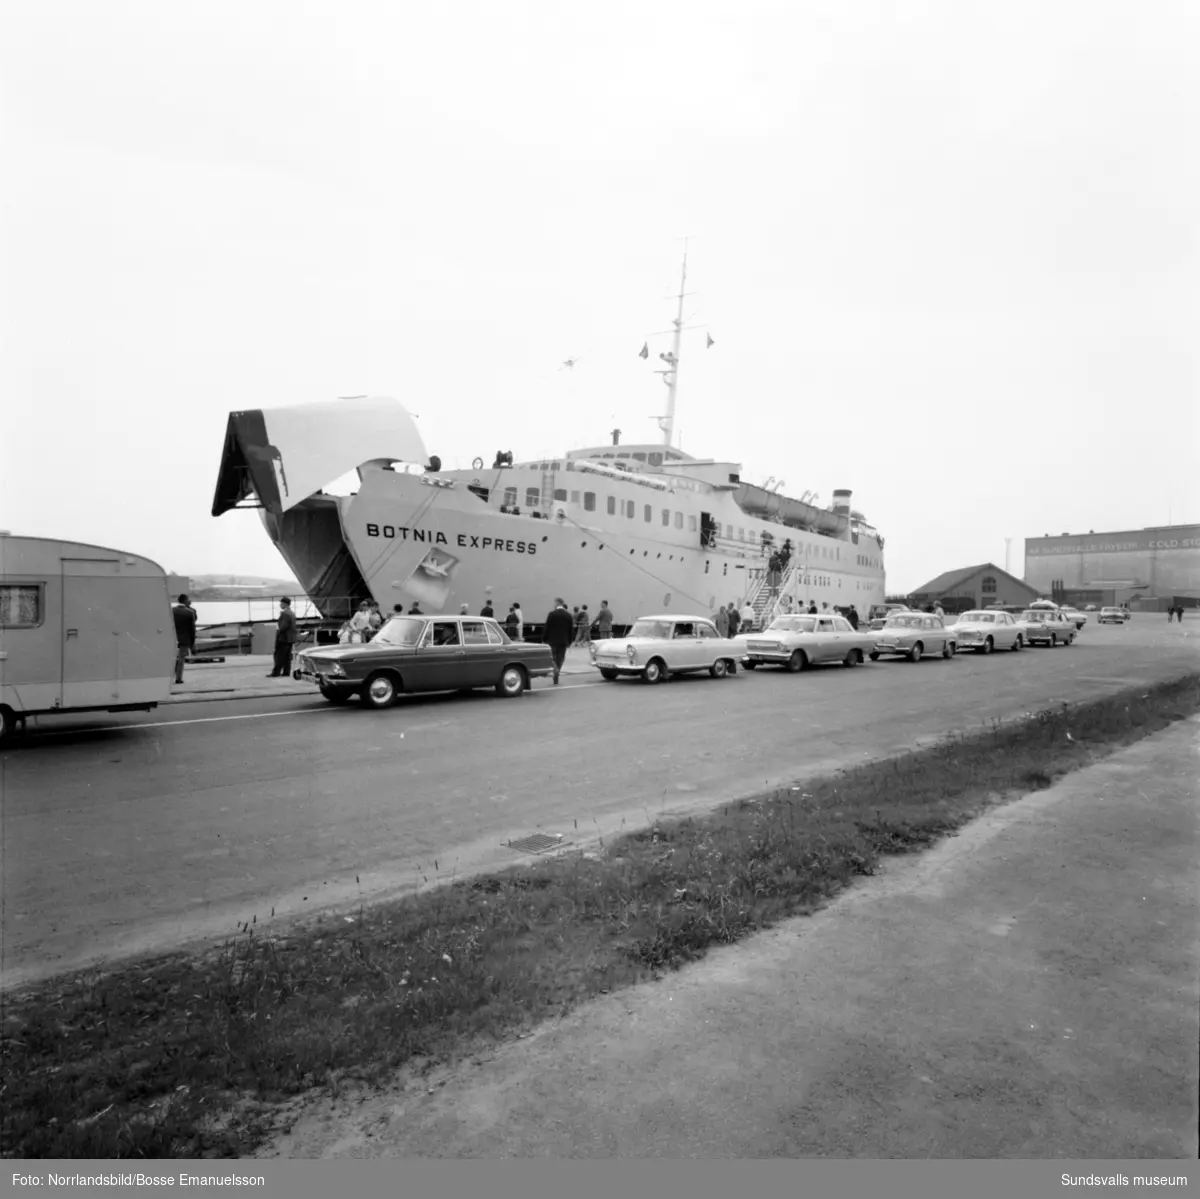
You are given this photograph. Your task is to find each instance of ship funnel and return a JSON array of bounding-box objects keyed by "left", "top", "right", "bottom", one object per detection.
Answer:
[{"left": 832, "top": 489, "right": 853, "bottom": 514}]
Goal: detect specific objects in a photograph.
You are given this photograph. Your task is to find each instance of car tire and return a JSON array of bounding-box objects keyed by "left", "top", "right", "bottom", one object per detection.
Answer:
[
  {"left": 981, "top": 637, "right": 993, "bottom": 655},
  {"left": 1011, "top": 636, "right": 1023, "bottom": 652},
  {"left": 599, "top": 668, "right": 618, "bottom": 681},
  {"left": 710, "top": 659, "right": 728, "bottom": 678},
  {"left": 319, "top": 685, "right": 352, "bottom": 706},
  {"left": 743, "top": 660, "right": 758, "bottom": 670},
  {"left": 909, "top": 642, "right": 923, "bottom": 663},
  {"left": 496, "top": 664, "right": 527, "bottom": 697},
  {"left": 942, "top": 641, "right": 954, "bottom": 659},
  {"left": 785, "top": 650, "right": 807, "bottom": 673},
  {"left": 0, "top": 706, "right": 16, "bottom": 742},
  {"left": 362, "top": 672, "right": 400, "bottom": 709},
  {"left": 1064, "top": 634, "right": 1074, "bottom": 647},
  {"left": 869, "top": 651, "right": 880, "bottom": 661},
  {"left": 642, "top": 658, "right": 666, "bottom": 684},
  {"left": 843, "top": 649, "right": 861, "bottom": 667}
]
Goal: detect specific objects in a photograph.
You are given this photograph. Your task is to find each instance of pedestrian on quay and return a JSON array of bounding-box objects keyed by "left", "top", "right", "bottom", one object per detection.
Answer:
[
  {"left": 544, "top": 597, "right": 575, "bottom": 685},
  {"left": 740, "top": 600, "right": 755, "bottom": 631},
  {"left": 366, "top": 601, "right": 383, "bottom": 640},
  {"left": 513, "top": 602, "right": 524, "bottom": 640},
  {"left": 172, "top": 593, "right": 198, "bottom": 684},
  {"left": 459, "top": 603, "right": 470, "bottom": 615},
  {"left": 348, "top": 600, "right": 372, "bottom": 643},
  {"left": 715, "top": 604, "right": 730, "bottom": 636},
  {"left": 596, "top": 600, "right": 614, "bottom": 640},
  {"left": 848, "top": 603, "right": 860, "bottom": 630},
  {"left": 505, "top": 603, "right": 520, "bottom": 639},
  {"left": 808, "top": 601, "right": 818, "bottom": 614},
  {"left": 268, "top": 597, "right": 297, "bottom": 677},
  {"left": 573, "top": 605, "right": 587, "bottom": 645},
  {"left": 408, "top": 603, "right": 423, "bottom": 615},
  {"left": 934, "top": 602, "right": 945, "bottom": 618},
  {"left": 481, "top": 599, "right": 495, "bottom": 618},
  {"left": 728, "top": 603, "right": 742, "bottom": 639},
  {"left": 579, "top": 604, "right": 592, "bottom": 645}
]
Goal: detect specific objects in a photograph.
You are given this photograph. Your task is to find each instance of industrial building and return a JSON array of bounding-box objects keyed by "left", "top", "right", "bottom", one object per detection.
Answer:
[
  {"left": 1024, "top": 524, "right": 1200, "bottom": 610},
  {"left": 908, "top": 563, "right": 1040, "bottom": 614}
]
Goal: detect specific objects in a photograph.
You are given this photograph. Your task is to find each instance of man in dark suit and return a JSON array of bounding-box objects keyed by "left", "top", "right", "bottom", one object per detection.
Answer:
[
  {"left": 269, "top": 598, "right": 297, "bottom": 677},
  {"left": 172, "top": 594, "right": 198, "bottom": 684},
  {"left": 543, "top": 598, "right": 575, "bottom": 685}
]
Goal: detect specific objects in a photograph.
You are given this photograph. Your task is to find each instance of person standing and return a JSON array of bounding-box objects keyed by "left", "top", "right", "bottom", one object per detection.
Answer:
[
  {"left": 740, "top": 600, "right": 756, "bottom": 631},
  {"left": 513, "top": 602, "right": 524, "bottom": 640},
  {"left": 727, "top": 603, "right": 742, "bottom": 639},
  {"left": 481, "top": 599, "right": 495, "bottom": 618},
  {"left": 579, "top": 604, "right": 592, "bottom": 646},
  {"left": 848, "top": 603, "right": 860, "bottom": 630},
  {"left": 172, "top": 593, "right": 198, "bottom": 684},
  {"left": 459, "top": 603, "right": 470, "bottom": 616},
  {"left": 505, "top": 604, "right": 520, "bottom": 639},
  {"left": 367, "top": 602, "right": 383, "bottom": 641},
  {"left": 808, "top": 601, "right": 818, "bottom": 615},
  {"left": 573, "top": 605, "right": 588, "bottom": 646},
  {"left": 349, "top": 601, "right": 373, "bottom": 643},
  {"left": 269, "top": 597, "right": 297, "bottom": 677},
  {"left": 714, "top": 604, "right": 729, "bottom": 636},
  {"left": 596, "top": 600, "right": 614, "bottom": 640},
  {"left": 543, "top": 597, "right": 575, "bottom": 685}
]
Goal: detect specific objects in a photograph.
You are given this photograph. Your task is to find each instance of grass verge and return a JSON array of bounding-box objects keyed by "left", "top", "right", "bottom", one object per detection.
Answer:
[{"left": 4, "top": 674, "right": 1198, "bottom": 1158}]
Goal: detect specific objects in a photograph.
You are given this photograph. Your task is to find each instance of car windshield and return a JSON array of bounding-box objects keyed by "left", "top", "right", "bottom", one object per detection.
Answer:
[
  {"left": 767, "top": 617, "right": 817, "bottom": 633},
  {"left": 628, "top": 619, "right": 672, "bottom": 640},
  {"left": 884, "top": 615, "right": 921, "bottom": 628},
  {"left": 370, "top": 617, "right": 426, "bottom": 646},
  {"left": 961, "top": 612, "right": 994, "bottom": 623},
  {"left": 1021, "top": 611, "right": 1050, "bottom": 622}
]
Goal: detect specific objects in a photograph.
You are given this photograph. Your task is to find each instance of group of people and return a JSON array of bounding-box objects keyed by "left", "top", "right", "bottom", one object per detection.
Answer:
[
  {"left": 1166, "top": 606, "right": 1187, "bottom": 623},
  {"left": 539, "top": 599, "right": 615, "bottom": 684},
  {"left": 712, "top": 597, "right": 864, "bottom": 633}
]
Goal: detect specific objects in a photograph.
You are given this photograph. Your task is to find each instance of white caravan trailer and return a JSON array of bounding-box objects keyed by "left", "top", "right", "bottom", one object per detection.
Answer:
[{"left": 0, "top": 534, "right": 176, "bottom": 738}]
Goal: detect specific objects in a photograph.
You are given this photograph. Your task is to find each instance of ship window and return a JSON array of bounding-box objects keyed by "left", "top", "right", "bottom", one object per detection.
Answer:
[
  {"left": 503, "top": 487, "right": 517, "bottom": 506},
  {"left": 644, "top": 504, "right": 652, "bottom": 522},
  {"left": 633, "top": 452, "right": 647, "bottom": 462},
  {"left": 662, "top": 509, "right": 671, "bottom": 526},
  {"left": 553, "top": 488, "right": 567, "bottom": 501},
  {"left": 617, "top": 452, "right": 630, "bottom": 458},
  {"left": 688, "top": 515, "right": 697, "bottom": 532},
  {"left": 0, "top": 584, "right": 43, "bottom": 628},
  {"left": 607, "top": 496, "right": 616, "bottom": 515},
  {"left": 739, "top": 528, "right": 745, "bottom": 540},
  {"left": 539, "top": 462, "right": 549, "bottom": 471},
  {"left": 583, "top": 492, "right": 596, "bottom": 512},
  {"left": 626, "top": 501, "right": 635, "bottom": 519},
  {"left": 551, "top": 461, "right": 560, "bottom": 470},
  {"left": 726, "top": 525, "right": 733, "bottom": 539},
  {"left": 675, "top": 512, "right": 683, "bottom": 529},
  {"left": 649, "top": 452, "right": 663, "bottom": 466},
  {"left": 982, "top": 576, "right": 997, "bottom": 593},
  {"left": 525, "top": 487, "right": 540, "bottom": 507}
]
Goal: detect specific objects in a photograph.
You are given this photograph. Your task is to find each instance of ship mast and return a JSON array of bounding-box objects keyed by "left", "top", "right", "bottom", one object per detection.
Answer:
[{"left": 656, "top": 245, "right": 689, "bottom": 448}]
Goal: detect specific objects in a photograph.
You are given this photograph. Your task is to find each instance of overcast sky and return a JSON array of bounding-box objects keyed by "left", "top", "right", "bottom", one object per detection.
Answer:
[{"left": 2, "top": 0, "right": 1196, "bottom": 593}]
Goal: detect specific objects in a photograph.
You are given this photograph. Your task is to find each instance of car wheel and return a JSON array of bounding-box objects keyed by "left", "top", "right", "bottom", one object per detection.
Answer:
[
  {"left": 0, "top": 706, "right": 16, "bottom": 742},
  {"left": 743, "top": 660, "right": 758, "bottom": 670},
  {"left": 942, "top": 641, "right": 955, "bottom": 659},
  {"left": 908, "top": 642, "right": 923, "bottom": 663},
  {"left": 1064, "top": 634, "right": 1074, "bottom": 646},
  {"left": 318, "top": 685, "right": 352, "bottom": 706},
  {"left": 1011, "top": 636, "right": 1023, "bottom": 652},
  {"left": 981, "top": 636, "right": 993, "bottom": 655},
  {"left": 710, "top": 658, "right": 728, "bottom": 678},
  {"left": 599, "top": 668, "right": 618, "bottom": 680},
  {"left": 642, "top": 658, "right": 666, "bottom": 684},
  {"left": 785, "top": 649, "right": 807, "bottom": 672},
  {"left": 869, "top": 651, "right": 880, "bottom": 661},
  {"left": 362, "top": 671, "right": 400, "bottom": 709},
  {"left": 843, "top": 649, "right": 861, "bottom": 667},
  {"left": 496, "top": 664, "right": 527, "bottom": 697}
]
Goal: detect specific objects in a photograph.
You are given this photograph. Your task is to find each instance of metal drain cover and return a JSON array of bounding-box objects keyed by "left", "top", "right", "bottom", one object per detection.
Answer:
[{"left": 506, "top": 832, "right": 567, "bottom": 854}]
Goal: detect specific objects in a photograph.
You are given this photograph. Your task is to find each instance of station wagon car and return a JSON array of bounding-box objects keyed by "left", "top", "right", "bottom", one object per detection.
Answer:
[
  {"left": 951, "top": 610, "right": 1025, "bottom": 654},
  {"left": 589, "top": 614, "right": 742, "bottom": 683},
  {"left": 869, "top": 613, "right": 957, "bottom": 662},
  {"left": 743, "top": 614, "right": 877, "bottom": 671},
  {"left": 1018, "top": 608, "right": 1077, "bottom": 646},
  {"left": 293, "top": 614, "right": 555, "bottom": 707}
]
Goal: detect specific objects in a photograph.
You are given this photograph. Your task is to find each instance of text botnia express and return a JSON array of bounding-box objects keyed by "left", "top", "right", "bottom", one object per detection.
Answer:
[{"left": 366, "top": 525, "right": 538, "bottom": 554}]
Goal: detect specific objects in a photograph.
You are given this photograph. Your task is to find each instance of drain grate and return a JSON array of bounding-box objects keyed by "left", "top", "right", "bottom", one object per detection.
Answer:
[{"left": 506, "top": 832, "right": 567, "bottom": 855}]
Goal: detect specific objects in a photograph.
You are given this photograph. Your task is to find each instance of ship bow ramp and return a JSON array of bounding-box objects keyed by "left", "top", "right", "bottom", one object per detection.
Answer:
[{"left": 211, "top": 396, "right": 428, "bottom": 619}]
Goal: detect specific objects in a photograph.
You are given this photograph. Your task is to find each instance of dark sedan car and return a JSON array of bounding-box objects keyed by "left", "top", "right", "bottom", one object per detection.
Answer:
[{"left": 293, "top": 614, "right": 554, "bottom": 708}]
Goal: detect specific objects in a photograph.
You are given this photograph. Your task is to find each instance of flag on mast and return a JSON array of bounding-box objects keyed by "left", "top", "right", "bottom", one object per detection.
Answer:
[
  {"left": 638, "top": 342, "right": 649, "bottom": 359},
  {"left": 706, "top": 333, "right": 715, "bottom": 349}
]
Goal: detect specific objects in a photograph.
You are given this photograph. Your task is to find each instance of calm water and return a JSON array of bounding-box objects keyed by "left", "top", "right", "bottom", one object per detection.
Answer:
[{"left": 192, "top": 598, "right": 321, "bottom": 627}]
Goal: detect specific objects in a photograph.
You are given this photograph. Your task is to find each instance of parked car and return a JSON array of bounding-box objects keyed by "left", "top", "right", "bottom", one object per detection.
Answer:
[
  {"left": 293, "top": 614, "right": 554, "bottom": 707},
  {"left": 1018, "top": 608, "right": 1078, "bottom": 646},
  {"left": 866, "top": 602, "right": 910, "bottom": 631},
  {"left": 589, "top": 614, "right": 743, "bottom": 683},
  {"left": 1059, "top": 607, "right": 1088, "bottom": 630},
  {"left": 1098, "top": 606, "right": 1126, "bottom": 625},
  {"left": 869, "top": 613, "right": 957, "bottom": 662},
  {"left": 949, "top": 610, "right": 1025, "bottom": 654},
  {"left": 742, "top": 613, "right": 878, "bottom": 671}
]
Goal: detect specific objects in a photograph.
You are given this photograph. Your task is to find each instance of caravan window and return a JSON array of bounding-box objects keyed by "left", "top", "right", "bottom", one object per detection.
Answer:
[{"left": 0, "top": 584, "right": 42, "bottom": 627}]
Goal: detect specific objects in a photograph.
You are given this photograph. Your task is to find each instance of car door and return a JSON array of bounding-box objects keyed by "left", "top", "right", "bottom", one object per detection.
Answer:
[
  {"left": 832, "top": 615, "right": 859, "bottom": 657},
  {"left": 696, "top": 620, "right": 723, "bottom": 666},
  {"left": 460, "top": 618, "right": 501, "bottom": 686},
  {"left": 413, "top": 618, "right": 466, "bottom": 690},
  {"left": 670, "top": 620, "right": 700, "bottom": 670},
  {"left": 922, "top": 616, "right": 940, "bottom": 651},
  {"left": 814, "top": 617, "right": 838, "bottom": 662}
]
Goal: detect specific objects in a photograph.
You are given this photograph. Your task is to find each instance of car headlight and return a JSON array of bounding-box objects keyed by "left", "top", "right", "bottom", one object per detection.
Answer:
[
  {"left": 626, "top": 645, "right": 637, "bottom": 662},
  {"left": 589, "top": 643, "right": 598, "bottom": 659},
  {"left": 328, "top": 663, "right": 346, "bottom": 676}
]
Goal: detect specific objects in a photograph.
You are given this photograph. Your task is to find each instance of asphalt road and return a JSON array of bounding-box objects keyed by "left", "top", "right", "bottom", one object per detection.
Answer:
[{"left": 3, "top": 619, "right": 1196, "bottom": 988}]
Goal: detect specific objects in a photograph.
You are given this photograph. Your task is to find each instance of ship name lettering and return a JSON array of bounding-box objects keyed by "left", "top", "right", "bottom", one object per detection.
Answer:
[
  {"left": 365, "top": 525, "right": 449, "bottom": 545},
  {"left": 364, "top": 524, "right": 535, "bottom": 555}
]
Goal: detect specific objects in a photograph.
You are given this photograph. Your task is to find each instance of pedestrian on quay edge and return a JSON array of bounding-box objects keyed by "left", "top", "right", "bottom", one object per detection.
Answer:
[
  {"left": 848, "top": 603, "right": 860, "bottom": 630},
  {"left": 728, "top": 603, "right": 742, "bottom": 639},
  {"left": 596, "top": 600, "right": 614, "bottom": 640},
  {"left": 481, "top": 598, "right": 495, "bottom": 618},
  {"left": 740, "top": 599, "right": 755, "bottom": 632},
  {"left": 544, "top": 597, "right": 575, "bottom": 685},
  {"left": 268, "top": 598, "right": 297, "bottom": 677},
  {"left": 172, "top": 593, "right": 198, "bottom": 684},
  {"left": 714, "top": 604, "right": 729, "bottom": 636}
]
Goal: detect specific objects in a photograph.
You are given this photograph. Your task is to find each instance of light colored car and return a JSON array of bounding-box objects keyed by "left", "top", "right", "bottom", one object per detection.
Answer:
[
  {"left": 1018, "top": 608, "right": 1078, "bottom": 646},
  {"left": 590, "top": 614, "right": 743, "bottom": 684},
  {"left": 866, "top": 602, "right": 910, "bottom": 631},
  {"left": 950, "top": 610, "right": 1026, "bottom": 654},
  {"left": 742, "top": 613, "right": 878, "bottom": 672},
  {"left": 1059, "top": 607, "right": 1088, "bottom": 630},
  {"left": 870, "top": 612, "right": 957, "bottom": 662},
  {"left": 1098, "top": 606, "right": 1126, "bottom": 625}
]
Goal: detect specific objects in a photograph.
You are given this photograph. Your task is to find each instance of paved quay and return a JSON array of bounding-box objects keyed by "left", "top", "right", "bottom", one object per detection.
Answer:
[
  {"left": 3, "top": 620, "right": 1197, "bottom": 988},
  {"left": 268, "top": 715, "right": 1200, "bottom": 1160},
  {"left": 166, "top": 646, "right": 600, "bottom": 704}
]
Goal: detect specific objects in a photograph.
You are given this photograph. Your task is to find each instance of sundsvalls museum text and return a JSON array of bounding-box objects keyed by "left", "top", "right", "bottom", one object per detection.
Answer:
[
  {"left": 11, "top": 1175, "right": 265, "bottom": 1188},
  {"left": 365, "top": 525, "right": 539, "bottom": 554}
]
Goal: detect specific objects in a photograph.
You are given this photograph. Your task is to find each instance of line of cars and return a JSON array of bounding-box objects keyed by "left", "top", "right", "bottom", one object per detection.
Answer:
[{"left": 290, "top": 597, "right": 1104, "bottom": 710}]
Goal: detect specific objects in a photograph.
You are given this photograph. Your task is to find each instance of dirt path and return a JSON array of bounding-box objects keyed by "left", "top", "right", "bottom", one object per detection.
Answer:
[{"left": 263, "top": 716, "right": 1200, "bottom": 1159}]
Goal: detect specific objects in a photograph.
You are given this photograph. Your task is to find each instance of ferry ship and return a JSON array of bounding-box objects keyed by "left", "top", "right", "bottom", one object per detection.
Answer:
[{"left": 211, "top": 255, "right": 887, "bottom": 630}]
